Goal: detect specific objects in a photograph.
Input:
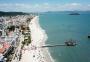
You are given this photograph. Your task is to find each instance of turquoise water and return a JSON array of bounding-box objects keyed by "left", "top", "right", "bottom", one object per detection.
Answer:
[{"left": 39, "top": 12, "right": 90, "bottom": 62}]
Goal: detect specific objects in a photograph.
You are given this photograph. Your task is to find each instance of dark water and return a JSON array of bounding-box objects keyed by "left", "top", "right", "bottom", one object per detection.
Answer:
[{"left": 39, "top": 12, "right": 90, "bottom": 62}]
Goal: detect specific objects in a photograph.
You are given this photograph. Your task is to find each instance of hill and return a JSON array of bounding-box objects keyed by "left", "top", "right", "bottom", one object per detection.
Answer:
[{"left": 0, "top": 11, "right": 29, "bottom": 16}]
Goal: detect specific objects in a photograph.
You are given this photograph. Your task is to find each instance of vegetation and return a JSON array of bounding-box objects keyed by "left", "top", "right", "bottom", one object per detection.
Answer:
[
  {"left": 23, "top": 32, "right": 31, "bottom": 46},
  {"left": 21, "top": 27, "right": 31, "bottom": 48},
  {"left": 7, "top": 25, "right": 15, "bottom": 31},
  {"left": 0, "top": 11, "right": 29, "bottom": 16},
  {"left": 26, "top": 18, "right": 31, "bottom": 22}
]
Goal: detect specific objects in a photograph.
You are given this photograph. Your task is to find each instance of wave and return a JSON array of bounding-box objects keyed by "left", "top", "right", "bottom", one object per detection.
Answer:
[{"left": 38, "top": 16, "right": 55, "bottom": 62}]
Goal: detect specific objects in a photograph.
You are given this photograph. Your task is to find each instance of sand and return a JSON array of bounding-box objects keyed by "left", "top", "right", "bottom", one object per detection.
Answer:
[{"left": 20, "top": 16, "right": 54, "bottom": 62}]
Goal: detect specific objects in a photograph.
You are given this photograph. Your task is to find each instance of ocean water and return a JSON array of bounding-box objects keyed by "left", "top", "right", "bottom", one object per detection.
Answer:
[{"left": 39, "top": 11, "right": 90, "bottom": 62}]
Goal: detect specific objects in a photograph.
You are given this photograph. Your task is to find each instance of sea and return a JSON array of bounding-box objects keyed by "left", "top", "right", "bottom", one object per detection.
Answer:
[{"left": 39, "top": 11, "right": 90, "bottom": 62}]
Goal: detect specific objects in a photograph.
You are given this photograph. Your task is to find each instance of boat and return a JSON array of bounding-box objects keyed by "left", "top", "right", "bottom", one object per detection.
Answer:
[{"left": 88, "top": 35, "right": 90, "bottom": 38}]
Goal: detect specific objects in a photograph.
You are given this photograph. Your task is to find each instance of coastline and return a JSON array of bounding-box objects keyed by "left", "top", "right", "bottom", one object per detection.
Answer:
[{"left": 20, "top": 16, "right": 54, "bottom": 62}]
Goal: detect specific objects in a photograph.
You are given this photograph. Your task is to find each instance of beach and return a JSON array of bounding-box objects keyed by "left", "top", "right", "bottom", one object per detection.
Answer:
[{"left": 20, "top": 16, "right": 53, "bottom": 62}]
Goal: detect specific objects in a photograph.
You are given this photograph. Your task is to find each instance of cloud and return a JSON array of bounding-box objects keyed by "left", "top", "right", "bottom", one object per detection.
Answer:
[
  {"left": 56, "top": 3, "right": 81, "bottom": 11},
  {"left": 70, "top": 3, "right": 81, "bottom": 6},
  {"left": 88, "top": 4, "right": 90, "bottom": 6},
  {"left": 55, "top": 3, "right": 90, "bottom": 11},
  {"left": 0, "top": 3, "right": 90, "bottom": 12}
]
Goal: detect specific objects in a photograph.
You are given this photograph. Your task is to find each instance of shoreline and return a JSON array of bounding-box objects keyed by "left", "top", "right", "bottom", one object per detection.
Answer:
[{"left": 20, "top": 16, "right": 54, "bottom": 62}]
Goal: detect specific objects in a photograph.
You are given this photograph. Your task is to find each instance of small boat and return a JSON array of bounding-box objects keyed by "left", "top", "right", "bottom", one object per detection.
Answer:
[
  {"left": 65, "top": 39, "right": 77, "bottom": 46},
  {"left": 88, "top": 35, "right": 90, "bottom": 38}
]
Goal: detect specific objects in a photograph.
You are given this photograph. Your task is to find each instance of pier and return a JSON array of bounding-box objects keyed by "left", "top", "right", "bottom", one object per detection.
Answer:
[
  {"left": 41, "top": 44, "right": 76, "bottom": 48},
  {"left": 42, "top": 44, "right": 77, "bottom": 48},
  {"left": 41, "top": 44, "right": 66, "bottom": 48},
  {"left": 41, "top": 40, "right": 77, "bottom": 48}
]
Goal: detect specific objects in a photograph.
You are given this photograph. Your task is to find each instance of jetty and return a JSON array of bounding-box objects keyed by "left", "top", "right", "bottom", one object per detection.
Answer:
[{"left": 42, "top": 44, "right": 66, "bottom": 47}]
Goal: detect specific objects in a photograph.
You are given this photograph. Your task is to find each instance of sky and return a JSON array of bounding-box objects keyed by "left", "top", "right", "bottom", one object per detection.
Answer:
[{"left": 0, "top": 0, "right": 90, "bottom": 12}]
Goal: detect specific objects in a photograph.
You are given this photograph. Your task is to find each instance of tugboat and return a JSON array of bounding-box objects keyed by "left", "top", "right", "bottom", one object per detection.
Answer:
[{"left": 65, "top": 39, "right": 77, "bottom": 46}]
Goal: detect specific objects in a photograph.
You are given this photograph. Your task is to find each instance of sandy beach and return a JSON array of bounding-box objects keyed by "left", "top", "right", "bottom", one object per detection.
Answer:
[{"left": 20, "top": 16, "right": 53, "bottom": 62}]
